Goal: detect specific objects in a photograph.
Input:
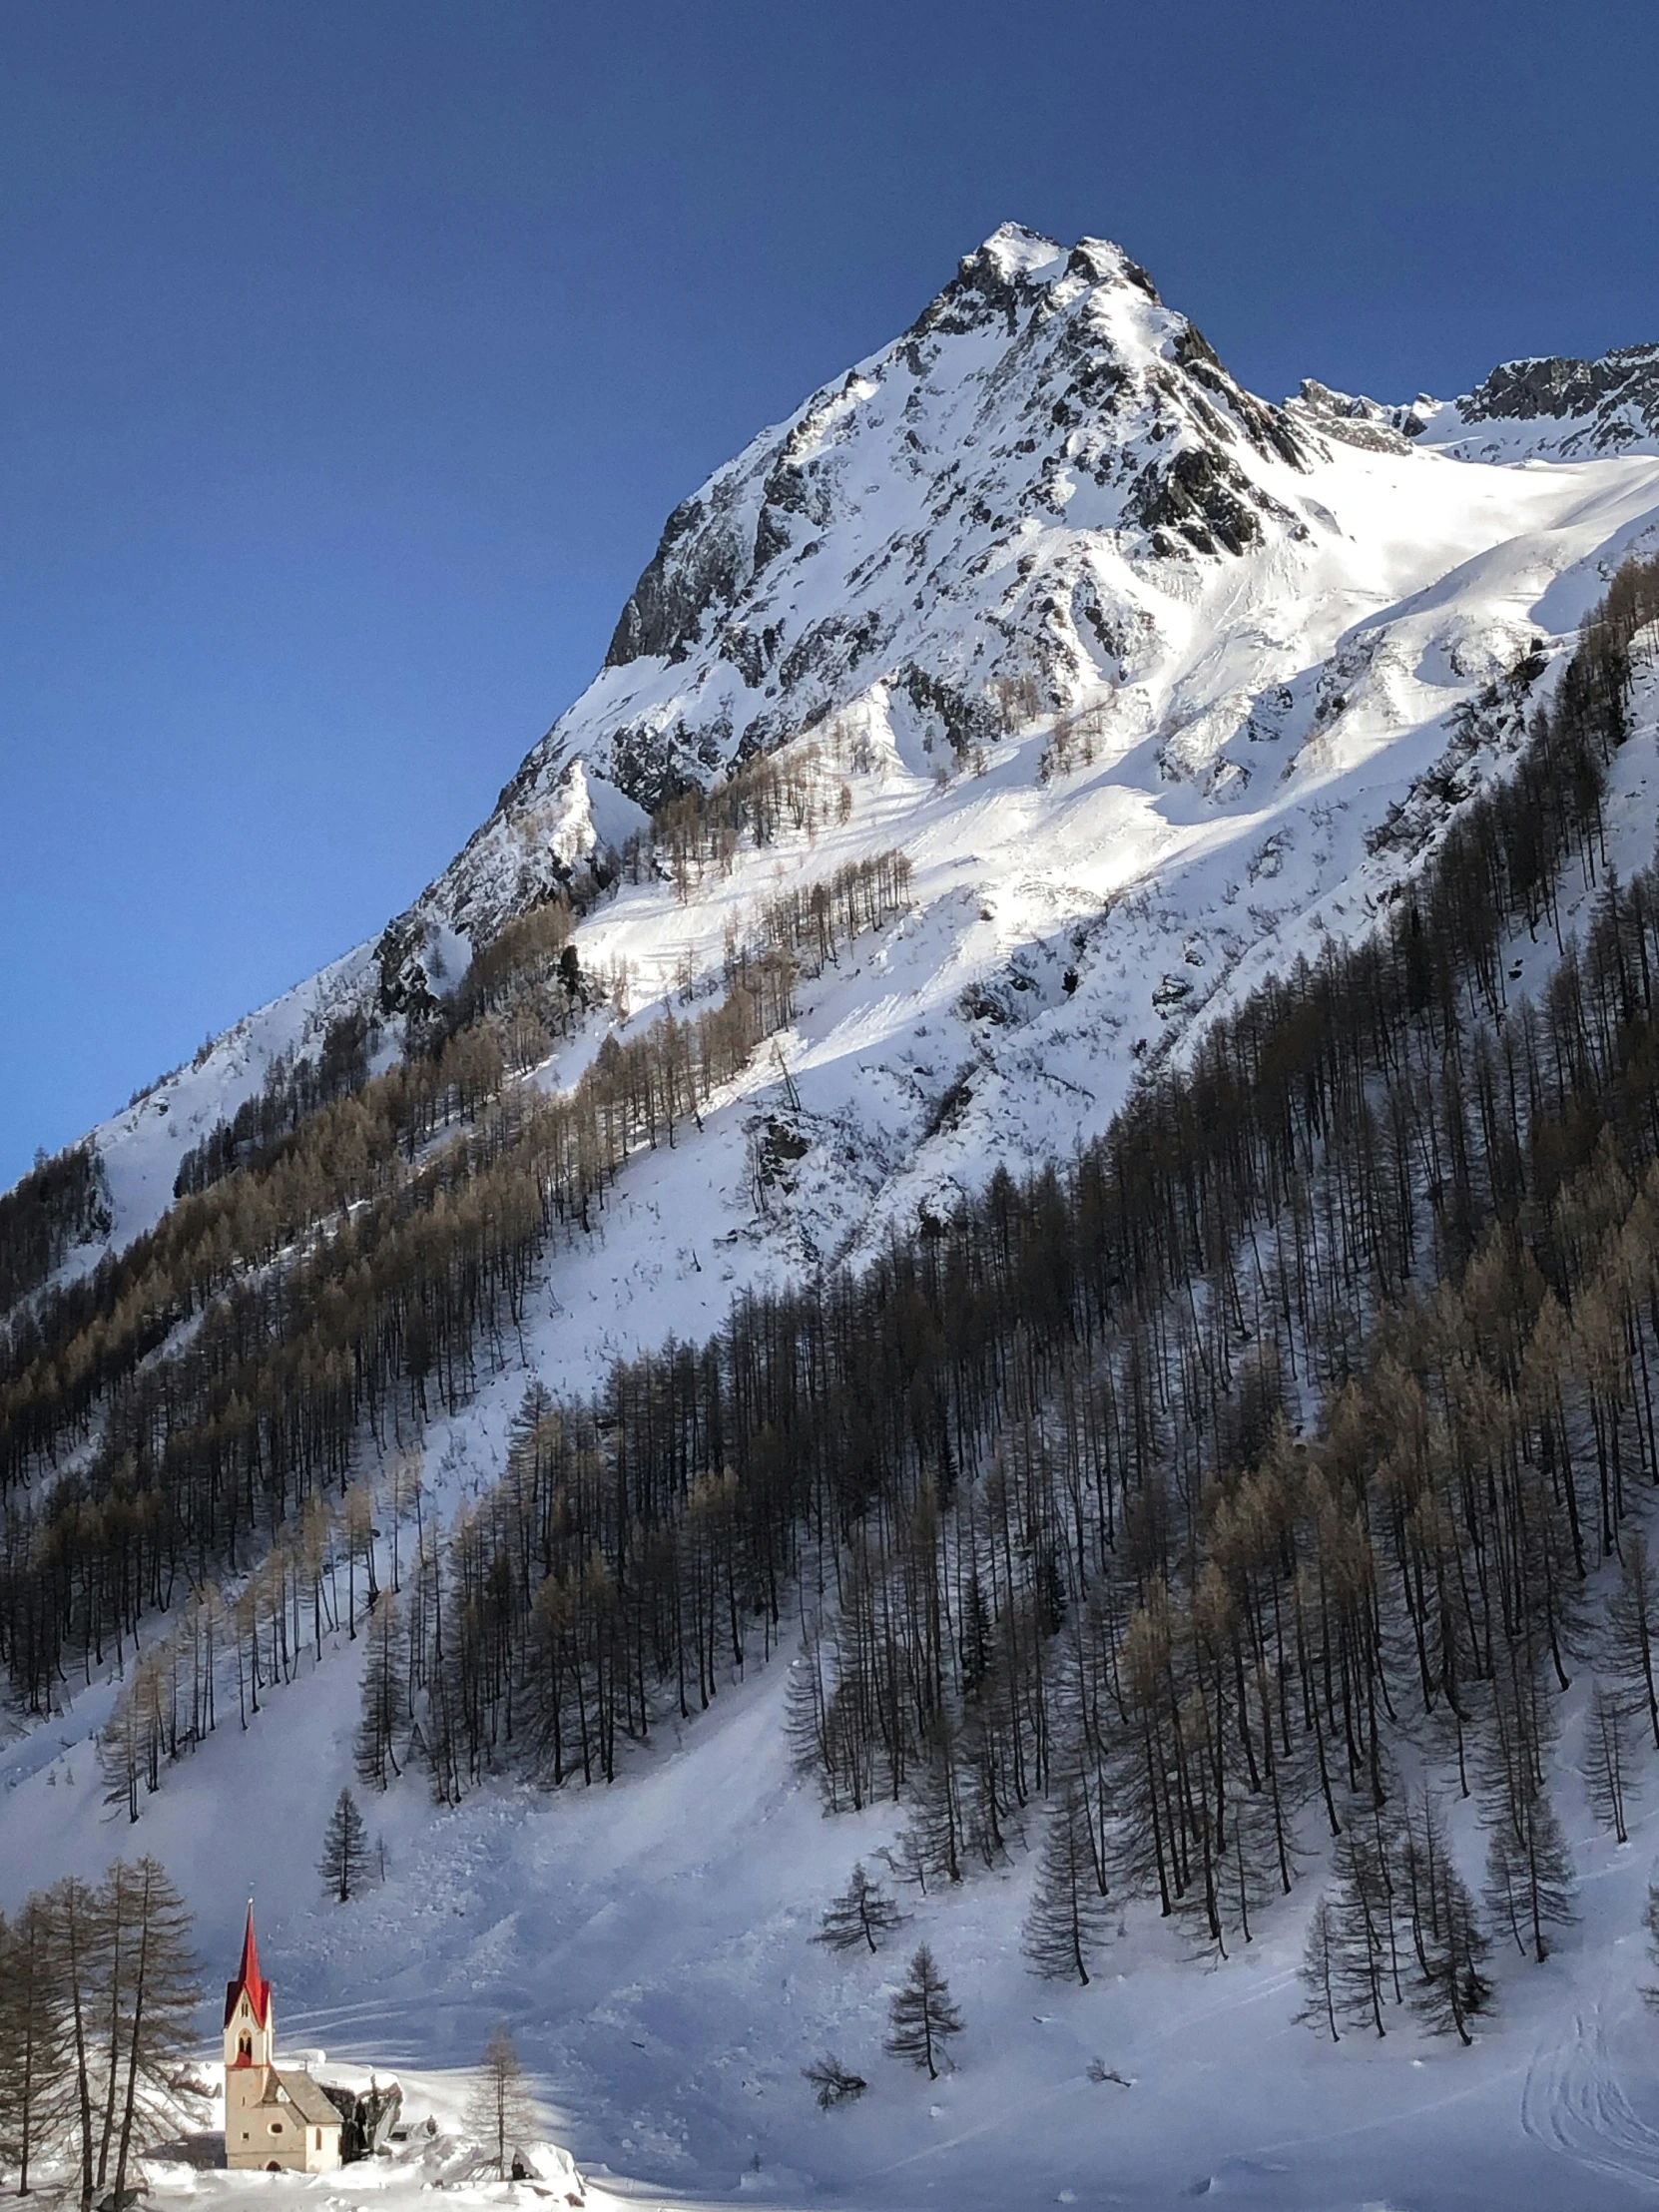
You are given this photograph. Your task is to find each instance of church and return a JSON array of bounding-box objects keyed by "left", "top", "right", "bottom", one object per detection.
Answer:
[{"left": 222, "top": 1907, "right": 344, "bottom": 2172}]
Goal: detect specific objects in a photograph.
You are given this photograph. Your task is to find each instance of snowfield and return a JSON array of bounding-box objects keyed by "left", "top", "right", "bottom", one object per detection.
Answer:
[
  {"left": 11, "top": 225, "right": 1659, "bottom": 2209},
  {"left": 14, "top": 1643, "right": 1659, "bottom": 2212}
]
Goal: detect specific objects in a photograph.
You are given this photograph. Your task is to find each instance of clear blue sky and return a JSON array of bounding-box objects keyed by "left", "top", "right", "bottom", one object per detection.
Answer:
[{"left": 4, "top": 0, "right": 1657, "bottom": 1188}]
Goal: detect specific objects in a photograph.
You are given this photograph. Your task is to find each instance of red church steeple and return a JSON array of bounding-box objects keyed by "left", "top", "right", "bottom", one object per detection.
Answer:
[{"left": 224, "top": 1903, "right": 272, "bottom": 2031}]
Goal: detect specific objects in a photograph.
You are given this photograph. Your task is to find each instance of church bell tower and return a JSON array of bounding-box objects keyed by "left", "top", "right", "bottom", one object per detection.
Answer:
[{"left": 223, "top": 1904, "right": 275, "bottom": 2150}]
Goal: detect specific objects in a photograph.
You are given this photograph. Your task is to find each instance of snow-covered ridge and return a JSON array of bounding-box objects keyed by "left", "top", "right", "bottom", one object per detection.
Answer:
[
  {"left": 1418, "top": 340, "right": 1659, "bottom": 462},
  {"left": 16, "top": 224, "right": 1659, "bottom": 1296},
  {"left": 381, "top": 224, "right": 1659, "bottom": 1004}
]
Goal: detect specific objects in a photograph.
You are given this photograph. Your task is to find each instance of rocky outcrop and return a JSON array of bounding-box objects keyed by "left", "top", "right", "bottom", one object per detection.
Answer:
[
  {"left": 1458, "top": 343, "right": 1659, "bottom": 452},
  {"left": 370, "top": 229, "right": 1657, "bottom": 994},
  {"left": 376, "top": 223, "right": 1328, "bottom": 969}
]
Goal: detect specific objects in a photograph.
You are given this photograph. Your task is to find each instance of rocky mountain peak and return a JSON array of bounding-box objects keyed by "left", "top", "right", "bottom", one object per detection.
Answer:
[{"left": 373, "top": 227, "right": 1329, "bottom": 1005}]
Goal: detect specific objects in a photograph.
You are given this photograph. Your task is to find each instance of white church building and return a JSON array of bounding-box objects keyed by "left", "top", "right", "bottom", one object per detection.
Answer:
[{"left": 222, "top": 1907, "right": 344, "bottom": 2173}]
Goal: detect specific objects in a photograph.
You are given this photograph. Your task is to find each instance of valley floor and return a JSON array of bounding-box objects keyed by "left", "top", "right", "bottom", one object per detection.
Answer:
[{"left": 10, "top": 1639, "right": 1659, "bottom": 2212}]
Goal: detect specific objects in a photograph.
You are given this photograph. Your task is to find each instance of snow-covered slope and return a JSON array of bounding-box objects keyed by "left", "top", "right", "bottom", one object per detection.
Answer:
[
  {"left": 13, "top": 226, "right": 1659, "bottom": 2212},
  {"left": 48, "top": 224, "right": 1659, "bottom": 1315}
]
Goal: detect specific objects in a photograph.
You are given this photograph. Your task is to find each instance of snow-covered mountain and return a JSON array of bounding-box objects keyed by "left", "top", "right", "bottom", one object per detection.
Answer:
[
  {"left": 377, "top": 226, "right": 1659, "bottom": 1005},
  {"left": 52, "top": 222, "right": 1659, "bottom": 1324},
  {"left": 10, "top": 225, "right": 1659, "bottom": 2212}
]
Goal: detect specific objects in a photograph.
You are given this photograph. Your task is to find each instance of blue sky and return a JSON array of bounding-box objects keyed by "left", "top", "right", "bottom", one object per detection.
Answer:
[{"left": 4, "top": 0, "right": 1657, "bottom": 1187}]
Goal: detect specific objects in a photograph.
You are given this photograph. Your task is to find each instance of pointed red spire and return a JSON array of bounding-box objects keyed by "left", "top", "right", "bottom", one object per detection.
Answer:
[{"left": 224, "top": 1902, "right": 272, "bottom": 2029}]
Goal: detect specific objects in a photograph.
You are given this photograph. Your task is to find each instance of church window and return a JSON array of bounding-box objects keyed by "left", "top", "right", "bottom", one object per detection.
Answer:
[{"left": 239, "top": 2031, "right": 252, "bottom": 2059}]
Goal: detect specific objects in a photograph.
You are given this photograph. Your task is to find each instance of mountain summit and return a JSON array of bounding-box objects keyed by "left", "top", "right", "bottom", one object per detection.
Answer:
[
  {"left": 15, "top": 224, "right": 1659, "bottom": 1298},
  {"left": 374, "top": 228, "right": 1659, "bottom": 1018},
  {"left": 376, "top": 224, "right": 1322, "bottom": 1003}
]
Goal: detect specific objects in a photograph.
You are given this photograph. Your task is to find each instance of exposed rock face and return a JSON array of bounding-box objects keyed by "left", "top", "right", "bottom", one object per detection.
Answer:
[
  {"left": 1389, "top": 341, "right": 1659, "bottom": 463},
  {"left": 1458, "top": 344, "right": 1659, "bottom": 451},
  {"left": 379, "top": 223, "right": 1324, "bottom": 990},
  {"left": 368, "top": 223, "right": 1655, "bottom": 1011},
  {"left": 1286, "top": 378, "right": 1428, "bottom": 453}
]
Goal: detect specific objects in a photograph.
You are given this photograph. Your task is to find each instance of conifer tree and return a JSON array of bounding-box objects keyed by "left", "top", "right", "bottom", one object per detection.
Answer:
[
  {"left": 813, "top": 1864, "right": 904, "bottom": 1954},
  {"left": 466, "top": 2024, "right": 537, "bottom": 2179},
  {"left": 103, "top": 1859, "right": 200, "bottom": 2211},
  {"left": 1400, "top": 1798, "right": 1491, "bottom": 2044},
  {"left": 1484, "top": 1790, "right": 1577, "bottom": 1963},
  {"left": 1584, "top": 1681, "right": 1634, "bottom": 1844},
  {"left": 1295, "top": 1896, "right": 1343, "bottom": 2043},
  {"left": 319, "top": 1789, "right": 371, "bottom": 1904},
  {"left": 1606, "top": 1530, "right": 1659, "bottom": 1750},
  {"left": 0, "top": 1898, "right": 68, "bottom": 2192},
  {"left": 1328, "top": 1822, "right": 1401, "bottom": 2036},
  {"left": 355, "top": 1594, "right": 408, "bottom": 1791},
  {"left": 1022, "top": 1778, "right": 1111, "bottom": 1983},
  {"left": 885, "top": 1944, "right": 964, "bottom": 2080},
  {"left": 46, "top": 1875, "right": 102, "bottom": 2212},
  {"left": 900, "top": 1728, "right": 965, "bottom": 1892}
]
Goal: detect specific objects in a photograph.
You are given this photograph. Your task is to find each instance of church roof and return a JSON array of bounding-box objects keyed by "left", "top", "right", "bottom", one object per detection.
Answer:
[
  {"left": 224, "top": 1904, "right": 272, "bottom": 2030},
  {"left": 268, "top": 2071, "right": 342, "bottom": 2129}
]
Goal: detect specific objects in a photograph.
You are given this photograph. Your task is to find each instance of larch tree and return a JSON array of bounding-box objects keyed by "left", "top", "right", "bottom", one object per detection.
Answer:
[
  {"left": 46, "top": 1875, "right": 102, "bottom": 2212},
  {"left": 885, "top": 1945, "right": 964, "bottom": 2080},
  {"left": 355, "top": 1594, "right": 408, "bottom": 1791},
  {"left": 1295, "top": 1896, "right": 1343, "bottom": 2043},
  {"left": 1584, "top": 1680, "right": 1634, "bottom": 1844},
  {"left": 1606, "top": 1532, "right": 1659, "bottom": 1751},
  {"left": 1328, "top": 1824, "right": 1401, "bottom": 2037},
  {"left": 105, "top": 1858, "right": 200, "bottom": 2212},
  {"left": 1484, "top": 1793, "right": 1577, "bottom": 1964},
  {"left": 466, "top": 2025, "right": 537, "bottom": 2179},
  {"left": 1400, "top": 1800, "right": 1492, "bottom": 2045},
  {"left": 0, "top": 1898, "right": 68, "bottom": 2192},
  {"left": 319, "top": 1789, "right": 371, "bottom": 1904},
  {"left": 1022, "top": 1777, "right": 1111, "bottom": 1984},
  {"left": 813, "top": 1864, "right": 905, "bottom": 1955}
]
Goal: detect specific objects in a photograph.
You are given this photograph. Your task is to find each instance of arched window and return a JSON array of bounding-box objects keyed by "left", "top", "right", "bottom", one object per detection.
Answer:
[{"left": 239, "top": 2031, "right": 253, "bottom": 2060}]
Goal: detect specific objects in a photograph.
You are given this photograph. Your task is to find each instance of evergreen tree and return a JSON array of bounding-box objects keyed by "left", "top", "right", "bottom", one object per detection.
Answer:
[
  {"left": 319, "top": 1789, "right": 371, "bottom": 1904},
  {"left": 466, "top": 2024, "right": 537, "bottom": 2179},
  {"left": 354, "top": 1594, "right": 408, "bottom": 1791},
  {"left": 1022, "top": 1778, "right": 1111, "bottom": 1984},
  {"left": 884, "top": 1945, "right": 964, "bottom": 2080},
  {"left": 1295, "top": 1896, "right": 1343, "bottom": 2043},
  {"left": 1484, "top": 1790, "right": 1577, "bottom": 1963},
  {"left": 1584, "top": 1680, "right": 1635, "bottom": 1844},
  {"left": 0, "top": 1899, "right": 68, "bottom": 2192},
  {"left": 813, "top": 1864, "right": 905, "bottom": 1954}
]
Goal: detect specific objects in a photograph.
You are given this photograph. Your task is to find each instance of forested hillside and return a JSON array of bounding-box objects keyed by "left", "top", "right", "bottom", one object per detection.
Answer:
[
  {"left": 4, "top": 551, "right": 1657, "bottom": 2009},
  {"left": 9, "top": 225, "right": 1659, "bottom": 2212}
]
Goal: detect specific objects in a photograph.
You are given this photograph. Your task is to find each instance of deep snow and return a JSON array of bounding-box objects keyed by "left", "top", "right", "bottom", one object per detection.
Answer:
[{"left": 12, "top": 228, "right": 1659, "bottom": 2210}]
